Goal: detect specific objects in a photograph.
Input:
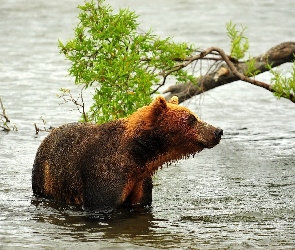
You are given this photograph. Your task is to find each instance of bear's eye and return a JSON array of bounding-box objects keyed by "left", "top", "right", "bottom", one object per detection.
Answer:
[{"left": 187, "top": 114, "right": 197, "bottom": 126}]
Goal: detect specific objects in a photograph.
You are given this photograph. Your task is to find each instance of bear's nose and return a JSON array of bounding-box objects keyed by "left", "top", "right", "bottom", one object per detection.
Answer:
[{"left": 214, "top": 129, "right": 223, "bottom": 138}]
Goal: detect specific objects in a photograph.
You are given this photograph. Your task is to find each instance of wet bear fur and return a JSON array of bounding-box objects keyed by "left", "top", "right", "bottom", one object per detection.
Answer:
[{"left": 32, "top": 96, "right": 222, "bottom": 211}]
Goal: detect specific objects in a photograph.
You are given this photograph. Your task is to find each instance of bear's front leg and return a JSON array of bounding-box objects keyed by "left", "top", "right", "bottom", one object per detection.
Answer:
[
  {"left": 123, "top": 177, "right": 153, "bottom": 207},
  {"left": 82, "top": 175, "right": 125, "bottom": 212},
  {"left": 140, "top": 177, "right": 153, "bottom": 206}
]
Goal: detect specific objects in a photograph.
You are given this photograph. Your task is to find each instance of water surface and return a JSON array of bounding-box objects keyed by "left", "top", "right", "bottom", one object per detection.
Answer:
[{"left": 1, "top": 0, "right": 295, "bottom": 249}]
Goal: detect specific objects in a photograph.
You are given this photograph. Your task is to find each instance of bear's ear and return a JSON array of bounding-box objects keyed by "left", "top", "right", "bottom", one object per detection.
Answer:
[
  {"left": 168, "top": 96, "right": 179, "bottom": 105},
  {"left": 151, "top": 96, "right": 167, "bottom": 116}
]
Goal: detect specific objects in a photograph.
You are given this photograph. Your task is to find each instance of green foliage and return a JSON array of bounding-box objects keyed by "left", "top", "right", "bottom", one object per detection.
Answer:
[
  {"left": 244, "top": 57, "right": 261, "bottom": 77},
  {"left": 59, "top": 0, "right": 195, "bottom": 123},
  {"left": 268, "top": 59, "right": 295, "bottom": 102},
  {"left": 226, "top": 21, "right": 249, "bottom": 60},
  {"left": 59, "top": 0, "right": 295, "bottom": 117}
]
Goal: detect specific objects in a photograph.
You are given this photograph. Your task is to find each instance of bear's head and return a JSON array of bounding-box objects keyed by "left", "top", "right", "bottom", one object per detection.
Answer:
[
  {"left": 125, "top": 96, "right": 222, "bottom": 168},
  {"left": 153, "top": 96, "right": 222, "bottom": 154}
]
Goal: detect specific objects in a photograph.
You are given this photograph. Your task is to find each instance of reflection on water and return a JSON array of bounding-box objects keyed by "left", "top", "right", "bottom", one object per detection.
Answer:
[
  {"left": 1, "top": 0, "right": 295, "bottom": 249},
  {"left": 31, "top": 198, "right": 155, "bottom": 241}
]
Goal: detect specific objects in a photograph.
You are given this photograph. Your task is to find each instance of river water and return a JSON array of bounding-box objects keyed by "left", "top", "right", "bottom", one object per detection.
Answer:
[{"left": 1, "top": 0, "right": 295, "bottom": 249}]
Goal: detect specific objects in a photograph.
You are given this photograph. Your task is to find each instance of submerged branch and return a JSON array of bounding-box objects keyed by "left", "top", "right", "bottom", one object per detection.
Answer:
[
  {"left": 0, "top": 98, "right": 17, "bottom": 131},
  {"left": 0, "top": 97, "right": 10, "bottom": 123}
]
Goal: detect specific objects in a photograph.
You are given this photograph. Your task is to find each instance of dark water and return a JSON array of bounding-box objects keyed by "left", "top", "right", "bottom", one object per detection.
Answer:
[{"left": 1, "top": 0, "right": 295, "bottom": 249}]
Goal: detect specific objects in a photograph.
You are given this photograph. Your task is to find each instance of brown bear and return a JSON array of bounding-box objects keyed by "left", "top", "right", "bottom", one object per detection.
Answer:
[{"left": 32, "top": 96, "right": 222, "bottom": 212}]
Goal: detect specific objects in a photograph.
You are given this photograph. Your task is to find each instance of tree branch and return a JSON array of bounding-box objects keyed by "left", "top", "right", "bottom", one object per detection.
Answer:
[
  {"left": 163, "top": 42, "right": 295, "bottom": 103},
  {"left": 0, "top": 97, "right": 10, "bottom": 123},
  {"left": 0, "top": 98, "right": 17, "bottom": 131}
]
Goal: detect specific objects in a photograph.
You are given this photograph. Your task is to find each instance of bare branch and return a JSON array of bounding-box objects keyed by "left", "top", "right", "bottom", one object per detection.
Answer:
[
  {"left": 158, "top": 47, "right": 219, "bottom": 78},
  {"left": 0, "top": 97, "right": 10, "bottom": 123},
  {"left": 34, "top": 123, "right": 40, "bottom": 135},
  {"left": 209, "top": 46, "right": 274, "bottom": 92},
  {"left": 58, "top": 87, "right": 88, "bottom": 121},
  {"left": 0, "top": 98, "right": 17, "bottom": 131}
]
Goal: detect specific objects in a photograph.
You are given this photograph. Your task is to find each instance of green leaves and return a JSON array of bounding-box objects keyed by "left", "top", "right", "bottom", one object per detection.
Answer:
[
  {"left": 269, "top": 59, "right": 295, "bottom": 102},
  {"left": 226, "top": 21, "right": 249, "bottom": 60},
  {"left": 59, "top": 0, "right": 195, "bottom": 123},
  {"left": 244, "top": 57, "right": 261, "bottom": 77}
]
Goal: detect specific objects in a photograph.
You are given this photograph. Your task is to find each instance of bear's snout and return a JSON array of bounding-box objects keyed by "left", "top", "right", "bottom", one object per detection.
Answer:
[{"left": 214, "top": 128, "right": 223, "bottom": 139}]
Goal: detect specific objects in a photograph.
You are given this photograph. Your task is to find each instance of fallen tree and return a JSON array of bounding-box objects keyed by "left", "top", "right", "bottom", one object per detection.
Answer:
[
  {"left": 59, "top": 1, "right": 295, "bottom": 123},
  {"left": 163, "top": 42, "right": 295, "bottom": 103}
]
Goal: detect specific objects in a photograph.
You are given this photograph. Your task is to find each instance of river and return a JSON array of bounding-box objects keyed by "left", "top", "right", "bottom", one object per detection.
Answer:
[{"left": 0, "top": 0, "right": 295, "bottom": 249}]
